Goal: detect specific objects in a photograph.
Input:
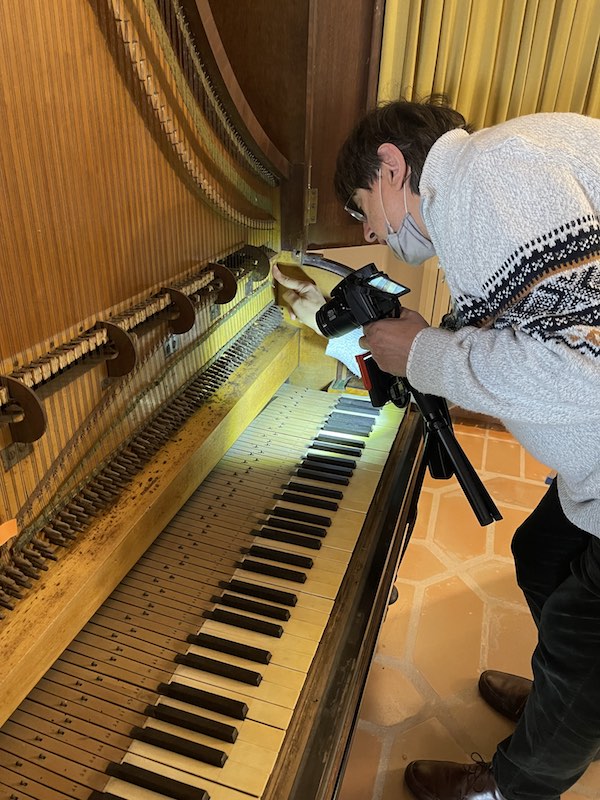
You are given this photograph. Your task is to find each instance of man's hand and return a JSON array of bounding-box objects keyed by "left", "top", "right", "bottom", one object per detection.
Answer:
[
  {"left": 359, "top": 309, "right": 429, "bottom": 376},
  {"left": 272, "top": 264, "right": 326, "bottom": 334}
]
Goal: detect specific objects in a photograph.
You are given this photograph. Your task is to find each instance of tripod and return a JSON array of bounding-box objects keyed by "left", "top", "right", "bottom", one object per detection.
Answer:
[
  {"left": 299, "top": 252, "right": 501, "bottom": 526},
  {"left": 356, "top": 352, "right": 502, "bottom": 526}
]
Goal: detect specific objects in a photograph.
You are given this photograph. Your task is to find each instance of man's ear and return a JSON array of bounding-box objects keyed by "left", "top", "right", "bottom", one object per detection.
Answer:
[{"left": 376, "top": 143, "right": 407, "bottom": 188}]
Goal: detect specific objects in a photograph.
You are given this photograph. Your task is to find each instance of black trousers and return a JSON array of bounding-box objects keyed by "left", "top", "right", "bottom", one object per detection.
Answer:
[{"left": 493, "top": 480, "right": 600, "bottom": 800}]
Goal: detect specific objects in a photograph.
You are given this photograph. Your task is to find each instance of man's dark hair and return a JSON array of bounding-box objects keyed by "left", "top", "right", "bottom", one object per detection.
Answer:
[{"left": 334, "top": 95, "right": 473, "bottom": 203}]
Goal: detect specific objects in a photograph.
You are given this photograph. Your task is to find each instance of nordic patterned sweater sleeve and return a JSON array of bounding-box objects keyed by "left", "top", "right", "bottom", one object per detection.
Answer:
[{"left": 407, "top": 325, "right": 600, "bottom": 424}]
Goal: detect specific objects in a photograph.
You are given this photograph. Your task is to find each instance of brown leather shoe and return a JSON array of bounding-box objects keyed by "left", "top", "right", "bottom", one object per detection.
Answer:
[
  {"left": 405, "top": 758, "right": 506, "bottom": 800},
  {"left": 478, "top": 670, "right": 532, "bottom": 722},
  {"left": 479, "top": 670, "right": 600, "bottom": 761}
]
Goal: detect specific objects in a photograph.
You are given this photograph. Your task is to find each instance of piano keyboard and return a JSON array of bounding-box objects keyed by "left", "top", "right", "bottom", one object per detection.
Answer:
[{"left": 0, "top": 385, "right": 408, "bottom": 800}]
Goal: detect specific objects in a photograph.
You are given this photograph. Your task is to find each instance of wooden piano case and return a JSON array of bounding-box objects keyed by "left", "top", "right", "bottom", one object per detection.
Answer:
[{"left": 0, "top": 2, "right": 424, "bottom": 798}]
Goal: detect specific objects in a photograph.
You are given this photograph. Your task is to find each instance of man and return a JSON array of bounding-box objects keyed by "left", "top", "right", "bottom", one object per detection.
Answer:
[{"left": 273, "top": 96, "right": 600, "bottom": 800}]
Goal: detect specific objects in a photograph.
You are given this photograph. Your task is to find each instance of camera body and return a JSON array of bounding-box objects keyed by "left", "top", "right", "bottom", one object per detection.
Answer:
[{"left": 315, "top": 263, "right": 410, "bottom": 338}]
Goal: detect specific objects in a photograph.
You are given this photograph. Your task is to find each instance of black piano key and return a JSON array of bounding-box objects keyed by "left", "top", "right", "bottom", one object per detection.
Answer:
[
  {"left": 226, "top": 578, "right": 297, "bottom": 606},
  {"left": 175, "top": 652, "right": 263, "bottom": 685},
  {"left": 305, "top": 452, "right": 357, "bottom": 469},
  {"left": 296, "top": 467, "right": 349, "bottom": 486},
  {"left": 249, "top": 545, "right": 313, "bottom": 570},
  {"left": 270, "top": 506, "right": 331, "bottom": 527},
  {"left": 146, "top": 701, "right": 238, "bottom": 743},
  {"left": 158, "top": 680, "right": 248, "bottom": 720},
  {"left": 255, "top": 526, "right": 322, "bottom": 550},
  {"left": 297, "top": 460, "right": 353, "bottom": 477},
  {"left": 336, "top": 398, "right": 380, "bottom": 415},
  {"left": 310, "top": 441, "right": 363, "bottom": 457},
  {"left": 241, "top": 558, "right": 307, "bottom": 584},
  {"left": 107, "top": 762, "right": 209, "bottom": 800},
  {"left": 276, "top": 491, "right": 338, "bottom": 511},
  {"left": 215, "top": 591, "right": 291, "bottom": 621},
  {"left": 316, "top": 432, "right": 365, "bottom": 448},
  {"left": 329, "top": 410, "right": 375, "bottom": 427},
  {"left": 323, "top": 416, "right": 373, "bottom": 435},
  {"left": 285, "top": 481, "right": 343, "bottom": 500},
  {"left": 131, "top": 725, "right": 227, "bottom": 767},
  {"left": 188, "top": 630, "right": 273, "bottom": 662},
  {"left": 263, "top": 516, "right": 327, "bottom": 537},
  {"left": 206, "top": 607, "right": 284, "bottom": 638},
  {"left": 321, "top": 422, "right": 371, "bottom": 438}
]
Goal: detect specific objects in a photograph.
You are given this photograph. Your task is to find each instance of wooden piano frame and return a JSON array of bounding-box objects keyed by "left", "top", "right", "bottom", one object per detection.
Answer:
[{"left": 266, "top": 405, "right": 424, "bottom": 800}]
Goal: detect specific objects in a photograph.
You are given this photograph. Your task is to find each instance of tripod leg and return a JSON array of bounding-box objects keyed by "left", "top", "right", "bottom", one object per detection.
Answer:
[
  {"left": 435, "top": 426, "right": 502, "bottom": 525},
  {"left": 404, "top": 381, "right": 502, "bottom": 526}
]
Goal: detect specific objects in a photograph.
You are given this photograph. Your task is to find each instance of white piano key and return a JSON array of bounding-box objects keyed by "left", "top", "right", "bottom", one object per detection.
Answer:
[
  {"left": 165, "top": 675, "right": 293, "bottom": 730},
  {"left": 198, "top": 617, "right": 321, "bottom": 661},
  {"left": 101, "top": 778, "right": 189, "bottom": 800},
  {"left": 153, "top": 695, "right": 286, "bottom": 752},
  {"left": 186, "top": 643, "right": 309, "bottom": 685},
  {"left": 111, "top": 754, "right": 254, "bottom": 800},
  {"left": 173, "top": 664, "right": 300, "bottom": 710},
  {"left": 142, "top": 715, "right": 279, "bottom": 775},
  {"left": 124, "top": 738, "right": 273, "bottom": 796}
]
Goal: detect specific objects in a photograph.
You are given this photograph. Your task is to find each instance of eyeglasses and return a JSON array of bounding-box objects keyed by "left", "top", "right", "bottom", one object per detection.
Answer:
[{"left": 344, "top": 194, "right": 367, "bottom": 223}]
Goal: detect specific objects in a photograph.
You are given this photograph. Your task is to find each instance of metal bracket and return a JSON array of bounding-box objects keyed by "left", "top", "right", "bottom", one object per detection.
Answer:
[
  {"left": 208, "top": 263, "right": 238, "bottom": 304},
  {"left": 241, "top": 245, "right": 270, "bottom": 280},
  {"left": 222, "top": 245, "right": 270, "bottom": 281},
  {"left": 162, "top": 287, "right": 196, "bottom": 334},
  {"left": 98, "top": 322, "right": 137, "bottom": 378},
  {"left": 0, "top": 375, "right": 47, "bottom": 443},
  {"left": 305, "top": 187, "right": 318, "bottom": 225}
]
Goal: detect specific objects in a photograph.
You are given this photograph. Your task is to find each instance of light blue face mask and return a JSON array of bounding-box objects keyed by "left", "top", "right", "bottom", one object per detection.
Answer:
[{"left": 379, "top": 169, "right": 436, "bottom": 265}]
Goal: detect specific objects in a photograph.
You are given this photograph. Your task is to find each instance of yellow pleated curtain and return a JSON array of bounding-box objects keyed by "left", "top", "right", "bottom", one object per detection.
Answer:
[{"left": 379, "top": 0, "right": 600, "bottom": 129}]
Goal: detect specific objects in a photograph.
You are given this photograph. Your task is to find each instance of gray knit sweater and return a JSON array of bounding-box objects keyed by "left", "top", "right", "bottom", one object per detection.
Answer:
[{"left": 405, "top": 113, "right": 600, "bottom": 535}]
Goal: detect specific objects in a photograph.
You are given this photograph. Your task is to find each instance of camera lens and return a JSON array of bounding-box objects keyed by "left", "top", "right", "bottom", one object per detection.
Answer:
[{"left": 315, "top": 302, "right": 357, "bottom": 338}]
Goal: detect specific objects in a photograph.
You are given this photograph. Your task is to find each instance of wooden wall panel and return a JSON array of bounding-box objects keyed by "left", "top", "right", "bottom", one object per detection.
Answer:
[{"left": 202, "top": 0, "right": 384, "bottom": 252}]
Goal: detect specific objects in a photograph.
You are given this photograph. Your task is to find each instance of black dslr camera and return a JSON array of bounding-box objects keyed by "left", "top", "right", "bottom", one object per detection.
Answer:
[
  {"left": 304, "top": 257, "right": 501, "bottom": 526},
  {"left": 315, "top": 263, "right": 412, "bottom": 408},
  {"left": 316, "top": 263, "right": 410, "bottom": 339}
]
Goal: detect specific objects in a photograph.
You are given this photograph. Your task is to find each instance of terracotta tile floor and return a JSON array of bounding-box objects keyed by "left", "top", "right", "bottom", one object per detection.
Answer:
[{"left": 338, "top": 423, "right": 600, "bottom": 800}]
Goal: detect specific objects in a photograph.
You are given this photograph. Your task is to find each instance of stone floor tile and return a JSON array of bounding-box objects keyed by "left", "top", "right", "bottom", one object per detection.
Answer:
[
  {"left": 467, "top": 561, "right": 523, "bottom": 604},
  {"left": 414, "top": 576, "right": 484, "bottom": 698},
  {"left": 359, "top": 663, "right": 426, "bottom": 727},
  {"left": 485, "top": 437, "right": 522, "bottom": 477},
  {"left": 455, "top": 430, "right": 485, "bottom": 471},
  {"left": 434, "top": 491, "right": 488, "bottom": 560},
  {"left": 485, "top": 476, "right": 547, "bottom": 509},
  {"left": 523, "top": 450, "right": 552, "bottom": 482},
  {"left": 452, "top": 692, "right": 516, "bottom": 758},
  {"left": 396, "top": 541, "right": 448, "bottom": 581},
  {"left": 569, "top": 760, "right": 600, "bottom": 797},
  {"left": 485, "top": 605, "right": 537, "bottom": 679},
  {"left": 487, "top": 428, "right": 519, "bottom": 441}
]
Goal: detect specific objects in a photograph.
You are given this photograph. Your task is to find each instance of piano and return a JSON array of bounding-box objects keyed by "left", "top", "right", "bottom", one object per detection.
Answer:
[{"left": 0, "top": 2, "right": 425, "bottom": 798}]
